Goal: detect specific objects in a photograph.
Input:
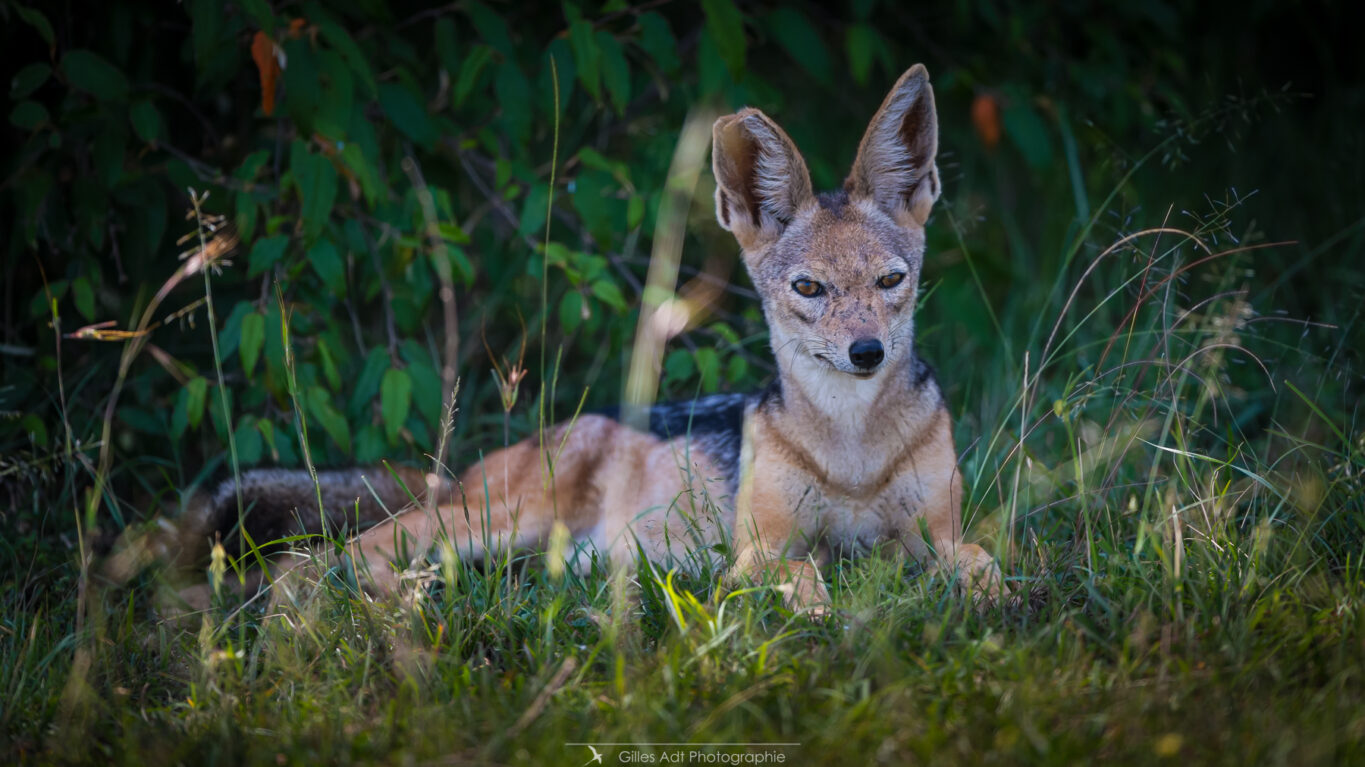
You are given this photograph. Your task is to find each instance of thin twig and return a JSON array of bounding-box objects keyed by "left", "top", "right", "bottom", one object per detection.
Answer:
[{"left": 400, "top": 150, "right": 462, "bottom": 494}]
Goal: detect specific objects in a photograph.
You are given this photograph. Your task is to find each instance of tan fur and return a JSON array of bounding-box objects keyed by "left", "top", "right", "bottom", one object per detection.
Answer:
[
  {"left": 127, "top": 65, "right": 1001, "bottom": 616},
  {"left": 327, "top": 415, "right": 733, "bottom": 596}
]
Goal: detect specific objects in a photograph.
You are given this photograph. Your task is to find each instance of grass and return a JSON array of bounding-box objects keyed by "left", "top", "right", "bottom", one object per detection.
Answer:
[{"left": 4, "top": 109, "right": 1363, "bottom": 767}]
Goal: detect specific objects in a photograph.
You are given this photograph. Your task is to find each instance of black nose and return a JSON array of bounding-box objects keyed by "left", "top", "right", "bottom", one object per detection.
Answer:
[{"left": 848, "top": 338, "right": 884, "bottom": 370}]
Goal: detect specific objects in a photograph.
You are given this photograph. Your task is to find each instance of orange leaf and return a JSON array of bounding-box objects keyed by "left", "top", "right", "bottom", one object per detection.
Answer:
[
  {"left": 251, "top": 31, "right": 280, "bottom": 116},
  {"left": 311, "top": 133, "right": 360, "bottom": 197},
  {"left": 311, "top": 133, "right": 339, "bottom": 156},
  {"left": 971, "top": 92, "right": 1001, "bottom": 152}
]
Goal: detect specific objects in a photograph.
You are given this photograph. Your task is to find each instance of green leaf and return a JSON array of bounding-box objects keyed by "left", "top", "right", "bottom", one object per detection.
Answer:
[
  {"left": 235, "top": 149, "right": 271, "bottom": 182},
  {"left": 454, "top": 45, "right": 495, "bottom": 107},
  {"left": 129, "top": 100, "right": 164, "bottom": 143},
  {"left": 263, "top": 299, "right": 285, "bottom": 384},
  {"left": 348, "top": 347, "right": 390, "bottom": 416},
  {"left": 9, "top": 100, "right": 48, "bottom": 131},
  {"left": 354, "top": 425, "right": 385, "bottom": 463},
  {"left": 314, "top": 51, "right": 354, "bottom": 138},
  {"left": 274, "top": 431, "right": 299, "bottom": 464},
  {"left": 307, "top": 238, "right": 346, "bottom": 293},
  {"left": 340, "top": 142, "right": 381, "bottom": 207},
  {"left": 13, "top": 4, "right": 54, "bottom": 48},
  {"left": 571, "top": 170, "right": 617, "bottom": 242},
  {"left": 247, "top": 235, "right": 289, "bottom": 277},
  {"left": 559, "top": 290, "right": 584, "bottom": 333},
  {"left": 464, "top": 1, "right": 514, "bottom": 56},
  {"left": 317, "top": 17, "right": 376, "bottom": 97},
  {"left": 379, "top": 82, "right": 437, "bottom": 149},
  {"left": 518, "top": 184, "right": 551, "bottom": 238},
  {"left": 701, "top": 0, "right": 746, "bottom": 78},
  {"left": 707, "top": 321, "right": 741, "bottom": 345},
  {"left": 380, "top": 368, "right": 413, "bottom": 444},
  {"left": 190, "top": 0, "right": 224, "bottom": 85},
  {"left": 218, "top": 300, "right": 252, "bottom": 356},
  {"left": 118, "top": 407, "right": 164, "bottom": 436},
  {"left": 28, "top": 279, "right": 64, "bottom": 319},
  {"left": 240, "top": 0, "right": 275, "bottom": 30},
  {"left": 627, "top": 195, "right": 645, "bottom": 230},
  {"left": 845, "top": 24, "right": 876, "bottom": 85},
  {"left": 317, "top": 336, "right": 342, "bottom": 392},
  {"left": 15, "top": 169, "right": 53, "bottom": 249},
  {"left": 21, "top": 414, "right": 49, "bottom": 446},
  {"left": 637, "top": 13, "right": 679, "bottom": 74},
  {"left": 664, "top": 348, "right": 695, "bottom": 384},
  {"left": 281, "top": 38, "right": 321, "bottom": 128},
  {"left": 446, "top": 245, "right": 474, "bottom": 287},
  {"left": 591, "top": 279, "right": 628, "bottom": 312},
  {"left": 406, "top": 418, "right": 432, "bottom": 452},
  {"left": 256, "top": 418, "right": 279, "bottom": 462},
  {"left": 767, "top": 8, "right": 831, "bottom": 86},
  {"left": 545, "top": 241, "right": 571, "bottom": 269},
  {"left": 60, "top": 49, "right": 129, "bottom": 101},
  {"left": 694, "top": 347, "right": 720, "bottom": 393},
  {"left": 72, "top": 179, "right": 106, "bottom": 250},
  {"left": 726, "top": 354, "right": 749, "bottom": 383},
  {"left": 166, "top": 157, "right": 199, "bottom": 192},
  {"left": 207, "top": 386, "right": 234, "bottom": 442},
  {"left": 289, "top": 142, "right": 338, "bottom": 244},
  {"left": 171, "top": 390, "right": 189, "bottom": 440},
  {"left": 697, "top": 29, "right": 728, "bottom": 97},
  {"left": 434, "top": 18, "right": 459, "bottom": 76},
  {"left": 10, "top": 63, "right": 51, "bottom": 100},
  {"left": 71, "top": 277, "right": 95, "bottom": 321},
  {"left": 234, "top": 416, "right": 263, "bottom": 464},
  {"left": 495, "top": 60, "right": 531, "bottom": 142},
  {"left": 540, "top": 38, "right": 575, "bottom": 118},
  {"left": 185, "top": 376, "right": 209, "bottom": 430},
  {"left": 236, "top": 193, "right": 259, "bottom": 244},
  {"left": 307, "top": 385, "right": 351, "bottom": 454},
  {"left": 597, "top": 30, "right": 630, "bottom": 116},
  {"left": 240, "top": 312, "right": 265, "bottom": 378},
  {"left": 437, "top": 219, "right": 468, "bottom": 244},
  {"left": 1003, "top": 100, "right": 1055, "bottom": 171},
  {"left": 399, "top": 342, "right": 441, "bottom": 427},
  {"left": 576, "top": 147, "right": 615, "bottom": 175},
  {"left": 569, "top": 20, "right": 601, "bottom": 101}
]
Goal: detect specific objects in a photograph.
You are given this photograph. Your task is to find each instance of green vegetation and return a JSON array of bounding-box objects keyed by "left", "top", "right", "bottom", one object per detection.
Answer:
[{"left": 2, "top": 1, "right": 1362, "bottom": 764}]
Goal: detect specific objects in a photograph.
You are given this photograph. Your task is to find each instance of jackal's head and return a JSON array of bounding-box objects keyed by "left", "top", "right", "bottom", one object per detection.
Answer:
[{"left": 712, "top": 65, "right": 941, "bottom": 381}]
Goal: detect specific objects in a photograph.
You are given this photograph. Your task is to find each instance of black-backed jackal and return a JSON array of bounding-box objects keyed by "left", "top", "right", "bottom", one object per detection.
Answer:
[{"left": 107, "top": 65, "right": 1002, "bottom": 614}]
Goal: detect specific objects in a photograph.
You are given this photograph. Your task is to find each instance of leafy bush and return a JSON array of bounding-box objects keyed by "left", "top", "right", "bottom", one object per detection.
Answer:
[{"left": 3, "top": 0, "right": 1357, "bottom": 492}]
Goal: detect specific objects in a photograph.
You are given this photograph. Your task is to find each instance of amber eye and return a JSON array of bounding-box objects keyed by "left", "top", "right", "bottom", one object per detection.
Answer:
[
  {"left": 792, "top": 279, "right": 824, "bottom": 297},
  {"left": 877, "top": 272, "right": 906, "bottom": 289}
]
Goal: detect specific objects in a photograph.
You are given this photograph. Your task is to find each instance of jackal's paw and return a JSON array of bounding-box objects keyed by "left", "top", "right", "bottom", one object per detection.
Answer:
[
  {"left": 728, "top": 550, "right": 834, "bottom": 619},
  {"left": 931, "top": 543, "right": 1004, "bottom": 606},
  {"left": 774, "top": 576, "right": 834, "bottom": 619}
]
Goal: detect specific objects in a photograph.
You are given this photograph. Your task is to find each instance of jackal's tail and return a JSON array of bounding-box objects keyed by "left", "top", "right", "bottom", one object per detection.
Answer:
[{"left": 102, "top": 465, "right": 429, "bottom": 584}]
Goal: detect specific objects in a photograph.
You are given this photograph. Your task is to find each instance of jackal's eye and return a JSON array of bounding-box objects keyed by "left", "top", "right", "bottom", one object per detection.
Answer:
[
  {"left": 877, "top": 272, "right": 906, "bottom": 289},
  {"left": 791, "top": 279, "right": 824, "bottom": 297}
]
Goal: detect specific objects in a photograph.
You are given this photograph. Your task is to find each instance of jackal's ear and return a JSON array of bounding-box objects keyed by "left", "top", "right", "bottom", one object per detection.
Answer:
[
  {"left": 712, "top": 108, "right": 814, "bottom": 253},
  {"left": 846, "top": 64, "right": 941, "bottom": 228}
]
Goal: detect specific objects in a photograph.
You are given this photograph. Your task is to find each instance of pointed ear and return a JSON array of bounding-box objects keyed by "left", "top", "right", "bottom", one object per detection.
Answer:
[
  {"left": 845, "top": 64, "right": 941, "bottom": 228},
  {"left": 712, "top": 108, "right": 814, "bottom": 253}
]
